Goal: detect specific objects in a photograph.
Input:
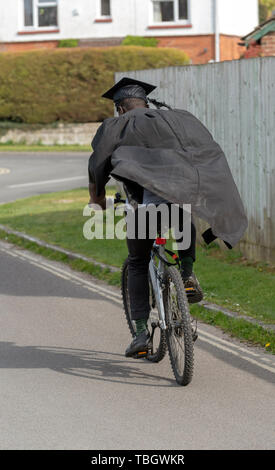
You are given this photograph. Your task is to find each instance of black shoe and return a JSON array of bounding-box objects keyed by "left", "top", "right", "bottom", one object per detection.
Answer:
[
  {"left": 125, "top": 329, "right": 151, "bottom": 358},
  {"left": 182, "top": 272, "right": 204, "bottom": 304}
]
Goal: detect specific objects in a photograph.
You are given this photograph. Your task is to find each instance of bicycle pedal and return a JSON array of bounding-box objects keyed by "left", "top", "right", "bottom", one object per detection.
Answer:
[
  {"left": 192, "top": 332, "right": 198, "bottom": 342},
  {"left": 132, "top": 351, "right": 148, "bottom": 359}
]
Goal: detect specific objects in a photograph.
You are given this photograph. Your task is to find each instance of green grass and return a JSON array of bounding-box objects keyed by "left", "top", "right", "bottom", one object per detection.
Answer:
[
  {"left": 0, "top": 229, "right": 274, "bottom": 354},
  {"left": 0, "top": 230, "right": 121, "bottom": 286},
  {"left": 190, "top": 304, "right": 275, "bottom": 354},
  {"left": 0, "top": 187, "right": 128, "bottom": 266},
  {"left": 0, "top": 120, "right": 60, "bottom": 130},
  {"left": 0, "top": 187, "right": 274, "bottom": 352},
  {"left": 0, "top": 143, "right": 90, "bottom": 152}
]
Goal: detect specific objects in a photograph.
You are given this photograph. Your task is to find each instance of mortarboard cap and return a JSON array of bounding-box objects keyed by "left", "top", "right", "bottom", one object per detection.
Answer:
[{"left": 102, "top": 77, "right": 157, "bottom": 104}]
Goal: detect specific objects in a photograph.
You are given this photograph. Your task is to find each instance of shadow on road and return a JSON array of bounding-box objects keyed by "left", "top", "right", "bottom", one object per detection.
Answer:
[{"left": 0, "top": 341, "right": 177, "bottom": 388}]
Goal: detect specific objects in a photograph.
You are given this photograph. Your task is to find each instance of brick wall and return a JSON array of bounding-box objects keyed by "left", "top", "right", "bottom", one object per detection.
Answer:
[
  {"left": 243, "top": 32, "right": 275, "bottom": 59},
  {"left": 0, "top": 37, "right": 124, "bottom": 53},
  {"left": 219, "top": 34, "right": 244, "bottom": 61},
  {"left": 243, "top": 40, "right": 262, "bottom": 59},
  {"left": 0, "top": 122, "right": 101, "bottom": 146},
  {"left": 78, "top": 38, "right": 123, "bottom": 47},
  {"left": 0, "top": 41, "right": 58, "bottom": 52},
  {"left": 261, "top": 31, "right": 275, "bottom": 56},
  {"left": 156, "top": 35, "right": 215, "bottom": 64},
  {"left": 0, "top": 34, "right": 243, "bottom": 63},
  {"left": 156, "top": 34, "right": 242, "bottom": 64}
]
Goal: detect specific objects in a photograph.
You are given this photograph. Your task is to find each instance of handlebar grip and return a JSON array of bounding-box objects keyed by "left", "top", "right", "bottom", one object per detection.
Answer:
[
  {"left": 114, "top": 192, "right": 121, "bottom": 204},
  {"left": 114, "top": 192, "right": 126, "bottom": 204}
]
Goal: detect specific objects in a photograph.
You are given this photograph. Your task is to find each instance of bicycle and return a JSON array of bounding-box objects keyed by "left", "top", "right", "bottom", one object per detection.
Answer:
[{"left": 115, "top": 193, "right": 196, "bottom": 386}]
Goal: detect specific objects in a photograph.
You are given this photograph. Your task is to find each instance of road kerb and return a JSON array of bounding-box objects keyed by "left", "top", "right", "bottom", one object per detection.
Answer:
[{"left": 0, "top": 223, "right": 274, "bottom": 334}]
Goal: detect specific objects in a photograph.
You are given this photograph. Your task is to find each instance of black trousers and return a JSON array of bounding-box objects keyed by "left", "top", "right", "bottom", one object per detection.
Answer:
[{"left": 126, "top": 204, "right": 196, "bottom": 321}]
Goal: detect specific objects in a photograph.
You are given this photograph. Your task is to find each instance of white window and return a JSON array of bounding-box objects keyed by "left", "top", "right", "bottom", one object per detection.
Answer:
[
  {"left": 23, "top": 0, "right": 58, "bottom": 28},
  {"left": 152, "top": 0, "right": 189, "bottom": 23},
  {"left": 101, "top": 0, "right": 111, "bottom": 17}
]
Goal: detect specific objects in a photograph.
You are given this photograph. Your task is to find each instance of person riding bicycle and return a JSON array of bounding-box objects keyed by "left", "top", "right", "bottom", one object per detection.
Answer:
[{"left": 88, "top": 77, "right": 247, "bottom": 358}]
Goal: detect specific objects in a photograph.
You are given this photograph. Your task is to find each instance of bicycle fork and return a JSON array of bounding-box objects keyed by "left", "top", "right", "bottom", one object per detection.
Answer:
[{"left": 149, "top": 254, "right": 167, "bottom": 332}]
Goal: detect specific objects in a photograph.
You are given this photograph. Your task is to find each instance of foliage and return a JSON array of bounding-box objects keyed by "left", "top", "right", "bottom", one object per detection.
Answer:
[
  {"left": 0, "top": 46, "right": 189, "bottom": 124},
  {"left": 122, "top": 35, "right": 158, "bottom": 47},
  {"left": 57, "top": 39, "right": 79, "bottom": 48},
  {"left": 259, "top": 0, "right": 275, "bottom": 23}
]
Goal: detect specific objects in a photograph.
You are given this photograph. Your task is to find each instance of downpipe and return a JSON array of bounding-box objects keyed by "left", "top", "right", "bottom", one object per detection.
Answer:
[{"left": 213, "top": 0, "right": 220, "bottom": 62}]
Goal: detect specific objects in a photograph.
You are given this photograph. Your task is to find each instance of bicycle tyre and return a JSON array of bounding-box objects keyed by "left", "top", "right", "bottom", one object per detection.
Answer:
[
  {"left": 121, "top": 258, "right": 167, "bottom": 363},
  {"left": 164, "top": 266, "right": 194, "bottom": 385}
]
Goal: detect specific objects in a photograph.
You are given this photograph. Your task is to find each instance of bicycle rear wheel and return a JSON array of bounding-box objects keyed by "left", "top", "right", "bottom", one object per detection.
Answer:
[
  {"left": 164, "top": 266, "right": 194, "bottom": 385},
  {"left": 121, "top": 258, "right": 167, "bottom": 363}
]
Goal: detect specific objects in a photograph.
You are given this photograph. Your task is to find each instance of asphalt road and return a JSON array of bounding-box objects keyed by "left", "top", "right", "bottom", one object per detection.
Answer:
[
  {"left": 0, "top": 151, "right": 274, "bottom": 450},
  {"left": 0, "top": 240, "right": 274, "bottom": 450},
  {"left": 0, "top": 152, "right": 90, "bottom": 203}
]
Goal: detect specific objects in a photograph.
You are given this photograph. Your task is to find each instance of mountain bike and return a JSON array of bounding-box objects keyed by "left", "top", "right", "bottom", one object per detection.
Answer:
[{"left": 116, "top": 193, "right": 196, "bottom": 386}]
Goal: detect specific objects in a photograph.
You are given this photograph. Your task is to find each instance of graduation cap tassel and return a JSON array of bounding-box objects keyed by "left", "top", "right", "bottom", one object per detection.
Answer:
[{"left": 148, "top": 98, "right": 172, "bottom": 110}]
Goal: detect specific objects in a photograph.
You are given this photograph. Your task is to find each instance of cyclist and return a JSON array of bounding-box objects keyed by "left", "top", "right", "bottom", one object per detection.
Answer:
[{"left": 88, "top": 77, "right": 247, "bottom": 357}]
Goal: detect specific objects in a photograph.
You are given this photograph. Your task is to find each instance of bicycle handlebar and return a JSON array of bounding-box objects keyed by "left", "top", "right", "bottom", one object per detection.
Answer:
[{"left": 114, "top": 192, "right": 126, "bottom": 204}]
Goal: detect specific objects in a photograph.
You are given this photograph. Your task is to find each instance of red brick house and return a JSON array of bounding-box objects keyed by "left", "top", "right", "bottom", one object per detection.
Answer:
[
  {"left": 0, "top": 0, "right": 259, "bottom": 64},
  {"left": 241, "top": 15, "right": 275, "bottom": 58}
]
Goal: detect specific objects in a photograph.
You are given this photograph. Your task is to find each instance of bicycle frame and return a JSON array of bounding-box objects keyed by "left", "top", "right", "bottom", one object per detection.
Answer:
[
  {"left": 114, "top": 192, "right": 179, "bottom": 333},
  {"left": 149, "top": 242, "right": 167, "bottom": 331}
]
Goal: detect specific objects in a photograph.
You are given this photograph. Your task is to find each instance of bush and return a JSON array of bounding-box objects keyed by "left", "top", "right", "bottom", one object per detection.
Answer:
[
  {"left": 122, "top": 36, "right": 158, "bottom": 47},
  {"left": 58, "top": 39, "right": 79, "bottom": 48},
  {"left": 0, "top": 46, "right": 189, "bottom": 124}
]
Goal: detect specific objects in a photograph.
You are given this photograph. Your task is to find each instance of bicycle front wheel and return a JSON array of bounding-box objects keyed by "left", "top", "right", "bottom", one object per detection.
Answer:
[{"left": 164, "top": 266, "right": 194, "bottom": 386}]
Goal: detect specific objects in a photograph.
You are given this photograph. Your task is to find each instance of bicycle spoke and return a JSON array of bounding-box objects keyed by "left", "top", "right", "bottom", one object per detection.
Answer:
[
  {"left": 170, "top": 333, "right": 185, "bottom": 371},
  {"left": 171, "top": 334, "right": 185, "bottom": 355}
]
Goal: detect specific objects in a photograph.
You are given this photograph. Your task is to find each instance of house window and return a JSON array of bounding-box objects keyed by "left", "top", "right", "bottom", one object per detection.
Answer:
[
  {"left": 38, "top": 0, "right": 58, "bottom": 27},
  {"left": 153, "top": 0, "right": 188, "bottom": 23},
  {"left": 178, "top": 0, "right": 188, "bottom": 19},
  {"left": 24, "top": 0, "right": 34, "bottom": 26},
  {"left": 23, "top": 0, "right": 58, "bottom": 28},
  {"left": 101, "top": 0, "right": 111, "bottom": 17}
]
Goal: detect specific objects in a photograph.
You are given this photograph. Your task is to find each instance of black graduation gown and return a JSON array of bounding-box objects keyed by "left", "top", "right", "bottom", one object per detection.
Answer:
[{"left": 88, "top": 107, "right": 248, "bottom": 248}]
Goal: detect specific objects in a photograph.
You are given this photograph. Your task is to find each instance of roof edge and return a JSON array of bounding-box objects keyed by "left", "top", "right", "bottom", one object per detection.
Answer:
[{"left": 242, "top": 15, "right": 275, "bottom": 42}]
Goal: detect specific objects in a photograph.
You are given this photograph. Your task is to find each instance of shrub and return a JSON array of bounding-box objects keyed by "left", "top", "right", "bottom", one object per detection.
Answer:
[
  {"left": 0, "top": 46, "right": 189, "bottom": 124},
  {"left": 122, "top": 35, "right": 158, "bottom": 47},
  {"left": 58, "top": 39, "right": 79, "bottom": 48}
]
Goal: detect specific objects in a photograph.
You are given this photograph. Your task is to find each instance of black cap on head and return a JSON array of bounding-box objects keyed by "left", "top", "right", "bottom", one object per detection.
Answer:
[{"left": 102, "top": 77, "right": 157, "bottom": 105}]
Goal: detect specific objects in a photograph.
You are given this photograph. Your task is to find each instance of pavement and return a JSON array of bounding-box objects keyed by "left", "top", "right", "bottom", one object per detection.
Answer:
[{"left": 0, "top": 151, "right": 274, "bottom": 450}]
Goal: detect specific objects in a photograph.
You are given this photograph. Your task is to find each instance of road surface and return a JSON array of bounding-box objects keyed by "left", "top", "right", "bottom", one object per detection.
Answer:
[
  {"left": 0, "top": 240, "right": 274, "bottom": 450},
  {"left": 0, "top": 151, "right": 274, "bottom": 449},
  {"left": 0, "top": 152, "right": 90, "bottom": 203}
]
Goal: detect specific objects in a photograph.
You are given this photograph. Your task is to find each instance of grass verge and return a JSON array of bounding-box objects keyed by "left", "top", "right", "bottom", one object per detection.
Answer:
[
  {"left": 0, "top": 230, "right": 121, "bottom": 286},
  {"left": 0, "top": 187, "right": 274, "bottom": 353},
  {"left": 0, "top": 143, "right": 90, "bottom": 152},
  {"left": 190, "top": 304, "right": 275, "bottom": 354},
  {"left": 1, "top": 229, "right": 274, "bottom": 354}
]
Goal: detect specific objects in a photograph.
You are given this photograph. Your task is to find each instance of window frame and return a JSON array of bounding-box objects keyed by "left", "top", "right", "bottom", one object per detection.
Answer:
[
  {"left": 22, "top": 0, "right": 58, "bottom": 31},
  {"left": 151, "top": 0, "right": 190, "bottom": 26}
]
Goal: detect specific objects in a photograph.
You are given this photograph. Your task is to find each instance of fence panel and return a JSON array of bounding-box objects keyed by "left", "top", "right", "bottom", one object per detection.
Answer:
[{"left": 115, "top": 57, "right": 275, "bottom": 263}]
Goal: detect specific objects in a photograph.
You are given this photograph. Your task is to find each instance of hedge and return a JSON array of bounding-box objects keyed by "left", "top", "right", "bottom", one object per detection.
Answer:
[
  {"left": 0, "top": 46, "right": 189, "bottom": 124},
  {"left": 58, "top": 39, "right": 79, "bottom": 48},
  {"left": 121, "top": 36, "right": 158, "bottom": 47}
]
